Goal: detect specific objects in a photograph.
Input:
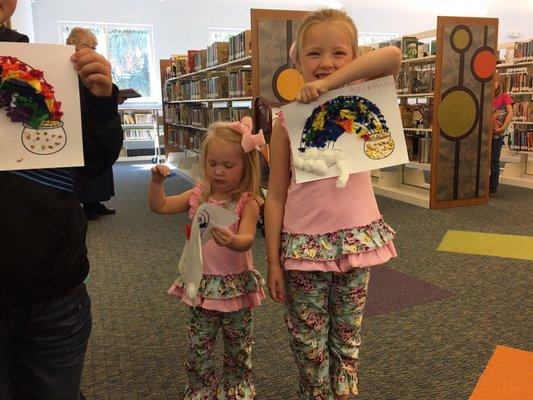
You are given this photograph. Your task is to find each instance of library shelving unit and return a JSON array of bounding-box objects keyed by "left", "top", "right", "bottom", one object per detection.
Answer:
[
  {"left": 371, "top": 17, "right": 499, "bottom": 209},
  {"left": 159, "top": 9, "right": 309, "bottom": 181},
  {"left": 118, "top": 108, "right": 163, "bottom": 162},
  {"left": 496, "top": 42, "right": 532, "bottom": 188}
]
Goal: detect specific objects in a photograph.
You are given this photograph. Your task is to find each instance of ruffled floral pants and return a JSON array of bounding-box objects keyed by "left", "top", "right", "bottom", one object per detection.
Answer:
[
  {"left": 184, "top": 307, "right": 255, "bottom": 400},
  {"left": 284, "top": 268, "right": 370, "bottom": 399}
]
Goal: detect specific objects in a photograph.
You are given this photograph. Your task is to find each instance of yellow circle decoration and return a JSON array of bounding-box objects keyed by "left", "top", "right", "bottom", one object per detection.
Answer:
[
  {"left": 437, "top": 90, "right": 477, "bottom": 138},
  {"left": 276, "top": 68, "right": 304, "bottom": 101},
  {"left": 452, "top": 28, "right": 471, "bottom": 51}
]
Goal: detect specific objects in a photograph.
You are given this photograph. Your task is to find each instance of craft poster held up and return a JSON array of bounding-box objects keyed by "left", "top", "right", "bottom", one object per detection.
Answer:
[
  {"left": 0, "top": 42, "right": 82, "bottom": 171},
  {"left": 281, "top": 75, "right": 408, "bottom": 187}
]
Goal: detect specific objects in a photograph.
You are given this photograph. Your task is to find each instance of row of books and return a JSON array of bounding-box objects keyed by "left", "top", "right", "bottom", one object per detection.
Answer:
[
  {"left": 123, "top": 113, "right": 155, "bottom": 125},
  {"left": 124, "top": 129, "right": 155, "bottom": 140},
  {"left": 228, "top": 67, "right": 252, "bottom": 97},
  {"left": 510, "top": 40, "right": 533, "bottom": 63},
  {"left": 378, "top": 37, "right": 436, "bottom": 60},
  {"left": 228, "top": 30, "right": 251, "bottom": 61},
  {"left": 168, "top": 128, "right": 202, "bottom": 151},
  {"left": 165, "top": 104, "right": 252, "bottom": 128},
  {"left": 508, "top": 129, "right": 533, "bottom": 152},
  {"left": 503, "top": 70, "right": 532, "bottom": 93},
  {"left": 207, "top": 41, "right": 229, "bottom": 68},
  {"left": 397, "top": 65, "right": 435, "bottom": 94},
  {"left": 512, "top": 102, "right": 532, "bottom": 123}
]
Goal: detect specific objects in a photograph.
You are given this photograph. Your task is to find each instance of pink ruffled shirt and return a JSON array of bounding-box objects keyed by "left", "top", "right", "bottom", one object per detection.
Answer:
[
  {"left": 168, "top": 184, "right": 265, "bottom": 312},
  {"left": 278, "top": 112, "right": 397, "bottom": 272}
]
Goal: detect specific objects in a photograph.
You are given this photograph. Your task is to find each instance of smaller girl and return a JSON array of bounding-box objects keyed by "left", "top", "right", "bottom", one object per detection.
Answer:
[{"left": 149, "top": 117, "right": 265, "bottom": 399}]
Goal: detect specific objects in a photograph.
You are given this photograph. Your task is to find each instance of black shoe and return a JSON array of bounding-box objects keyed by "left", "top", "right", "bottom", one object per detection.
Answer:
[
  {"left": 489, "top": 188, "right": 497, "bottom": 196},
  {"left": 95, "top": 202, "right": 116, "bottom": 215},
  {"left": 84, "top": 207, "right": 99, "bottom": 220}
]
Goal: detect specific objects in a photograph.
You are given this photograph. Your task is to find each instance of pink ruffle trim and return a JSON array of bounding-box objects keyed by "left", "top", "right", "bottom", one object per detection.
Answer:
[
  {"left": 167, "top": 284, "right": 265, "bottom": 312},
  {"left": 283, "top": 241, "right": 397, "bottom": 273}
]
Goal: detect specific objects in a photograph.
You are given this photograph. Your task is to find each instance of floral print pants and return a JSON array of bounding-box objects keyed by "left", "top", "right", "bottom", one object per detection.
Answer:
[
  {"left": 284, "top": 268, "right": 370, "bottom": 400},
  {"left": 184, "top": 307, "right": 255, "bottom": 400}
]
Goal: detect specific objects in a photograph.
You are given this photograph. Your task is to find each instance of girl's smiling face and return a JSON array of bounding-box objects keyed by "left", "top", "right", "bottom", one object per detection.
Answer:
[
  {"left": 297, "top": 21, "right": 355, "bottom": 83},
  {"left": 206, "top": 139, "right": 244, "bottom": 196}
]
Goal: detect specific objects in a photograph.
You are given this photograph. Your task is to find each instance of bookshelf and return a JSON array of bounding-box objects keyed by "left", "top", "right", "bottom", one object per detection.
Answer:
[
  {"left": 118, "top": 108, "right": 163, "bottom": 162},
  {"left": 370, "top": 17, "right": 499, "bottom": 209},
  {"left": 496, "top": 40, "right": 533, "bottom": 188}
]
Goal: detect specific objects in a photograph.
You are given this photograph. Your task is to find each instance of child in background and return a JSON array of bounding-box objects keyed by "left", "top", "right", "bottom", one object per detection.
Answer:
[
  {"left": 490, "top": 74, "right": 514, "bottom": 195},
  {"left": 265, "top": 9, "right": 402, "bottom": 400},
  {"left": 149, "top": 117, "right": 265, "bottom": 399}
]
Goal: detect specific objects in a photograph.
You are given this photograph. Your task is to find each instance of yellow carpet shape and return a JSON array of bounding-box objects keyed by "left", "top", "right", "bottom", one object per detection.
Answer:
[{"left": 438, "top": 230, "right": 533, "bottom": 261}]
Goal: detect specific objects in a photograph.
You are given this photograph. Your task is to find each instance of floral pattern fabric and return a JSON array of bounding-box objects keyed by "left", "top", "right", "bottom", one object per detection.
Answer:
[
  {"left": 284, "top": 268, "right": 370, "bottom": 399},
  {"left": 173, "top": 270, "right": 264, "bottom": 300},
  {"left": 185, "top": 307, "right": 256, "bottom": 400},
  {"left": 282, "top": 218, "right": 395, "bottom": 261}
]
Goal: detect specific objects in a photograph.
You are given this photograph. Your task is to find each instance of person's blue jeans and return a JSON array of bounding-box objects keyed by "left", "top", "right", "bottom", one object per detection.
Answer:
[
  {"left": 489, "top": 136, "right": 504, "bottom": 192},
  {"left": 0, "top": 284, "right": 91, "bottom": 400}
]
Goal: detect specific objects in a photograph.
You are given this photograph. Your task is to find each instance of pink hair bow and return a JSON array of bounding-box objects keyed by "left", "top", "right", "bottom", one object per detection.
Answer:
[{"left": 228, "top": 116, "right": 266, "bottom": 153}]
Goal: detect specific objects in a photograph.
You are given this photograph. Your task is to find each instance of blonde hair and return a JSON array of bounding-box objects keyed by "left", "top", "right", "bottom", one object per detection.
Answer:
[
  {"left": 294, "top": 9, "right": 359, "bottom": 64},
  {"left": 66, "top": 27, "right": 97, "bottom": 48},
  {"left": 199, "top": 122, "right": 261, "bottom": 203}
]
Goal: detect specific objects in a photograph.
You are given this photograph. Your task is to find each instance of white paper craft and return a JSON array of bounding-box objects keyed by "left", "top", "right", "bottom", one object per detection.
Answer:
[
  {"left": 281, "top": 75, "right": 408, "bottom": 187},
  {"left": 195, "top": 202, "right": 238, "bottom": 245},
  {"left": 177, "top": 203, "right": 238, "bottom": 300},
  {"left": 0, "top": 43, "right": 82, "bottom": 171}
]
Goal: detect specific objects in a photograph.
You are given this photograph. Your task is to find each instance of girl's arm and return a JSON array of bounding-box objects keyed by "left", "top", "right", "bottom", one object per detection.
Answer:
[
  {"left": 265, "top": 119, "right": 291, "bottom": 303},
  {"left": 297, "top": 46, "right": 402, "bottom": 103},
  {"left": 148, "top": 164, "right": 193, "bottom": 214},
  {"left": 211, "top": 199, "right": 259, "bottom": 251}
]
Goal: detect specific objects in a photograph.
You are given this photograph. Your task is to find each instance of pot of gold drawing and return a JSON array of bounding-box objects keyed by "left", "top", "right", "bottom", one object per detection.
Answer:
[
  {"left": 0, "top": 55, "right": 64, "bottom": 155},
  {"left": 362, "top": 131, "right": 395, "bottom": 160},
  {"left": 22, "top": 119, "right": 66, "bottom": 155}
]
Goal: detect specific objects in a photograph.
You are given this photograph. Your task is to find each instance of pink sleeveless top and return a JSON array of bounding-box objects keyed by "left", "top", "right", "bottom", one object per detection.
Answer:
[
  {"left": 168, "top": 184, "right": 265, "bottom": 312},
  {"left": 278, "top": 112, "right": 397, "bottom": 272}
]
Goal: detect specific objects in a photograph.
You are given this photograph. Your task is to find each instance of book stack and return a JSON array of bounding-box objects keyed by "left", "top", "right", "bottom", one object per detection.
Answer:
[
  {"left": 509, "top": 129, "right": 533, "bottom": 152},
  {"left": 208, "top": 108, "right": 231, "bottom": 124},
  {"left": 192, "top": 50, "right": 207, "bottom": 72},
  {"left": 228, "top": 30, "right": 251, "bottom": 61},
  {"left": 228, "top": 67, "right": 252, "bottom": 97},
  {"left": 512, "top": 101, "right": 531, "bottom": 122},
  {"left": 402, "top": 37, "right": 419, "bottom": 59},
  {"left": 513, "top": 40, "right": 533, "bottom": 62},
  {"left": 207, "top": 72, "right": 229, "bottom": 99},
  {"left": 187, "top": 50, "right": 201, "bottom": 73},
  {"left": 504, "top": 68, "right": 532, "bottom": 92},
  {"left": 206, "top": 42, "right": 229, "bottom": 68},
  {"left": 230, "top": 108, "right": 252, "bottom": 122},
  {"left": 171, "top": 54, "right": 188, "bottom": 76}
]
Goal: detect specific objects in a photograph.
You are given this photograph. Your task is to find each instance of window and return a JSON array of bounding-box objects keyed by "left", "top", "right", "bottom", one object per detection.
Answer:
[{"left": 58, "top": 22, "right": 157, "bottom": 103}]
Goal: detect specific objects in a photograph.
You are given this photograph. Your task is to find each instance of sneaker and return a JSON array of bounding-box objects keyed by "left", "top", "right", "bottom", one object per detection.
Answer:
[{"left": 95, "top": 202, "right": 116, "bottom": 215}]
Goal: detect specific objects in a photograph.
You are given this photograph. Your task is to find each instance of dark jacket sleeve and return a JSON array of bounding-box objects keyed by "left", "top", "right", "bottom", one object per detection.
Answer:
[{"left": 78, "top": 83, "right": 124, "bottom": 178}]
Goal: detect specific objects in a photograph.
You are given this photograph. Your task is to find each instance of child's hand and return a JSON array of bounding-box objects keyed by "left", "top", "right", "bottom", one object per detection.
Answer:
[
  {"left": 211, "top": 226, "right": 234, "bottom": 247},
  {"left": 296, "top": 79, "right": 329, "bottom": 103},
  {"left": 151, "top": 164, "right": 171, "bottom": 184},
  {"left": 267, "top": 264, "right": 286, "bottom": 303}
]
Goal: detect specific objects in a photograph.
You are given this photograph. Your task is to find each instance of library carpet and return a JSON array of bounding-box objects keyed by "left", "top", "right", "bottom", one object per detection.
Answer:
[{"left": 81, "top": 162, "right": 532, "bottom": 400}]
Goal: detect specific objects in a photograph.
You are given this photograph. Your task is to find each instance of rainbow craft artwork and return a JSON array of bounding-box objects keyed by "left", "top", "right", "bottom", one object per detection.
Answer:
[
  {"left": 0, "top": 55, "right": 67, "bottom": 155},
  {"left": 294, "top": 95, "right": 395, "bottom": 187}
]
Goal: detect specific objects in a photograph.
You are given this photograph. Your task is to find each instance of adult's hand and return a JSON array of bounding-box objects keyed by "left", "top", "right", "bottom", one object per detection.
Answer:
[{"left": 71, "top": 48, "right": 113, "bottom": 97}]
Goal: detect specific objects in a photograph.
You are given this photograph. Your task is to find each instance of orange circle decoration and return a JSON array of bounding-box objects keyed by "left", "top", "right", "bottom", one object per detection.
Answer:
[
  {"left": 472, "top": 48, "right": 496, "bottom": 82},
  {"left": 438, "top": 87, "right": 479, "bottom": 141},
  {"left": 275, "top": 68, "right": 304, "bottom": 101}
]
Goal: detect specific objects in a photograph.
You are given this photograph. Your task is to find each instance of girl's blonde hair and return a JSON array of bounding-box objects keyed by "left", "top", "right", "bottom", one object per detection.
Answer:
[
  {"left": 294, "top": 9, "right": 359, "bottom": 64},
  {"left": 199, "top": 122, "right": 261, "bottom": 203}
]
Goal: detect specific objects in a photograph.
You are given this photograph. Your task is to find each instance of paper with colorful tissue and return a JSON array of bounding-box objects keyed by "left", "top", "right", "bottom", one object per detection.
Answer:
[{"left": 0, "top": 43, "right": 82, "bottom": 171}]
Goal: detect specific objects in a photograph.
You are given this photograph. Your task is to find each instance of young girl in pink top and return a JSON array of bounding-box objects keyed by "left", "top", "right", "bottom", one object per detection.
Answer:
[
  {"left": 265, "top": 9, "right": 402, "bottom": 400},
  {"left": 149, "top": 118, "right": 265, "bottom": 399}
]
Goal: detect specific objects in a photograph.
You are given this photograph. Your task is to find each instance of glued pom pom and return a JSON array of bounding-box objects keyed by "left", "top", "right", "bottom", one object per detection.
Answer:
[
  {"left": 312, "top": 159, "right": 328, "bottom": 175},
  {"left": 303, "top": 159, "right": 314, "bottom": 172},
  {"left": 321, "top": 148, "right": 336, "bottom": 164}
]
